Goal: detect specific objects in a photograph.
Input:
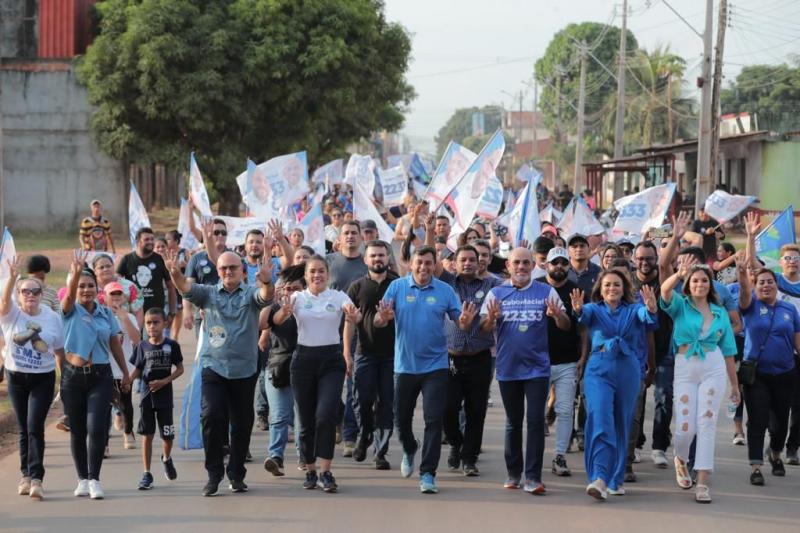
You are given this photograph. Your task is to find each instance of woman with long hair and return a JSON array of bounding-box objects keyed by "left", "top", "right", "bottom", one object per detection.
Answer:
[{"left": 91, "top": 253, "right": 143, "bottom": 328}]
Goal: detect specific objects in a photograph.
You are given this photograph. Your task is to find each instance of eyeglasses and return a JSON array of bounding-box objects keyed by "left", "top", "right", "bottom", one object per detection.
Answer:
[
  {"left": 213, "top": 230, "right": 228, "bottom": 236},
  {"left": 19, "top": 288, "right": 42, "bottom": 296},
  {"left": 782, "top": 255, "right": 800, "bottom": 262},
  {"left": 219, "top": 265, "right": 240, "bottom": 271}
]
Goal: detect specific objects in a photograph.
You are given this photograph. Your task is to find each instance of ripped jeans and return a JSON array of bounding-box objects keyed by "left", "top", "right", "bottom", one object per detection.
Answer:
[{"left": 673, "top": 347, "right": 727, "bottom": 472}]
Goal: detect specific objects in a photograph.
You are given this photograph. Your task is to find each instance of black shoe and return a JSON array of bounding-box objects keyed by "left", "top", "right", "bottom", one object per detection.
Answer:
[
  {"left": 447, "top": 450, "right": 461, "bottom": 471},
  {"left": 229, "top": 480, "right": 248, "bottom": 493},
  {"left": 353, "top": 440, "right": 369, "bottom": 463},
  {"left": 202, "top": 479, "right": 220, "bottom": 497},
  {"left": 551, "top": 455, "right": 571, "bottom": 477},
  {"left": 138, "top": 471, "right": 154, "bottom": 490},
  {"left": 162, "top": 455, "right": 177, "bottom": 481},
  {"left": 317, "top": 471, "right": 338, "bottom": 493},
  {"left": 769, "top": 455, "right": 786, "bottom": 477},
  {"left": 264, "top": 456, "right": 285, "bottom": 477},
  {"left": 577, "top": 434, "right": 585, "bottom": 452},
  {"left": 624, "top": 466, "right": 637, "bottom": 483},
  {"left": 374, "top": 456, "right": 391, "bottom": 470},
  {"left": 256, "top": 416, "right": 269, "bottom": 431},
  {"left": 303, "top": 471, "right": 318, "bottom": 490},
  {"left": 245, "top": 450, "right": 253, "bottom": 463},
  {"left": 750, "top": 468, "right": 765, "bottom": 486},
  {"left": 463, "top": 463, "right": 480, "bottom": 477}
]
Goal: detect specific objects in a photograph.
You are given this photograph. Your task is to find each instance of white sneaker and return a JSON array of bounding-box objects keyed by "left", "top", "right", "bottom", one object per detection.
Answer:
[
  {"left": 88, "top": 480, "right": 104, "bottom": 500},
  {"left": 652, "top": 449, "right": 669, "bottom": 468},
  {"left": 608, "top": 485, "right": 626, "bottom": 496},
  {"left": 586, "top": 479, "right": 608, "bottom": 500},
  {"left": 633, "top": 448, "right": 641, "bottom": 463},
  {"left": 732, "top": 433, "right": 746, "bottom": 446},
  {"left": 18, "top": 476, "right": 31, "bottom": 496},
  {"left": 74, "top": 479, "right": 90, "bottom": 497},
  {"left": 29, "top": 479, "right": 44, "bottom": 500}
]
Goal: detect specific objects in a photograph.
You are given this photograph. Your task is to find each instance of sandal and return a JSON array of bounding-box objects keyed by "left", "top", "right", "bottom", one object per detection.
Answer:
[
  {"left": 674, "top": 457, "right": 692, "bottom": 489},
  {"left": 695, "top": 484, "right": 711, "bottom": 503}
]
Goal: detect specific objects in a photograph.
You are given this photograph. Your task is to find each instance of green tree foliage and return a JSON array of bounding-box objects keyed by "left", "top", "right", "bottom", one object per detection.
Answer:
[
  {"left": 434, "top": 105, "right": 502, "bottom": 158},
  {"left": 721, "top": 60, "right": 800, "bottom": 133},
  {"left": 77, "top": 0, "right": 414, "bottom": 214}
]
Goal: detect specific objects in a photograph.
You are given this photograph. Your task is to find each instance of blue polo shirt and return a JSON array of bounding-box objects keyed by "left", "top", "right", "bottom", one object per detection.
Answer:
[
  {"left": 183, "top": 281, "right": 270, "bottom": 379},
  {"left": 741, "top": 299, "right": 800, "bottom": 375},
  {"left": 63, "top": 302, "right": 121, "bottom": 364},
  {"left": 382, "top": 275, "right": 461, "bottom": 374}
]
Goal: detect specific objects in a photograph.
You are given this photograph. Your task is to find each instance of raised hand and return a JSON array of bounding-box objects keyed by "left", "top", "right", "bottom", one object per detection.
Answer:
[
  {"left": 459, "top": 301, "right": 478, "bottom": 326},
  {"left": 425, "top": 213, "right": 435, "bottom": 234},
  {"left": 545, "top": 298, "right": 563, "bottom": 318},
  {"left": 376, "top": 299, "right": 395, "bottom": 323},
  {"left": 570, "top": 288, "right": 585, "bottom": 315},
  {"left": 343, "top": 303, "right": 361, "bottom": 324},
  {"left": 671, "top": 210, "right": 691, "bottom": 240},
  {"left": 485, "top": 299, "right": 502, "bottom": 323},
  {"left": 68, "top": 249, "right": 89, "bottom": 278},
  {"left": 6, "top": 256, "right": 21, "bottom": 280},
  {"left": 268, "top": 218, "right": 284, "bottom": 243},
  {"left": 676, "top": 255, "right": 695, "bottom": 279},
  {"left": 640, "top": 284, "right": 657, "bottom": 313},
  {"left": 163, "top": 249, "right": 181, "bottom": 274},
  {"left": 255, "top": 257, "right": 273, "bottom": 285},
  {"left": 279, "top": 292, "right": 295, "bottom": 315},
  {"left": 743, "top": 211, "right": 760, "bottom": 236}
]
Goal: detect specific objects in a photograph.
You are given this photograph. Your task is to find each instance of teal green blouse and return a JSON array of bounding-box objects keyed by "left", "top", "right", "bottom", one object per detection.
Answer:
[{"left": 659, "top": 293, "right": 737, "bottom": 359}]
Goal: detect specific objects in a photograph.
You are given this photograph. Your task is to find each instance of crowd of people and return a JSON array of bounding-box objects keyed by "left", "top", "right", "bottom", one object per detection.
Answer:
[{"left": 2, "top": 185, "right": 799, "bottom": 507}]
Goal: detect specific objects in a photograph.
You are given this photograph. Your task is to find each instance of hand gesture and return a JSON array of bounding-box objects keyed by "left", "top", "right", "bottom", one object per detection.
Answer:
[
  {"left": 743, "top": 211, "right": 760, "bottom": 236},
  {"left": 485, "top": 299, "right": 502, "bottom": 323},
  {"left": 570, "top": 288, "right": 585, "bottom": 315},
  {"left": 68, "top": 249, "right": 89, "bottom": 279},
  {"left": 279, "top": 292, "right": 295, "bottom": 315},
  {"left": 459, "top": 301, "right": 478, "bottom": 326},
  {"left": 546, "top": 299, "right": 563, "bottom": 318},
  {"left": 519, "top": 239, "right": 530, "bottom": 250},
  {"left": 199, "top": 218, "right": 214, "bottom": 243},
  {"left": 164, "top": 249, "right": 181, "bottom": 275},
  {"left": 425, "top": 213, "right": 435, "bottom": 234},
  {"left": 671, "top": 210, "right": 691, "bottom": 240},
  {"left": 268, "top": 219, "right": 284, "bottom": 243},
  {"left": 376, "top": 299, "right": 395, "bottom": 323},
  {"left": 640, "top": 284, "right": 657, "bottom": 313},
  {"left": 343, "top": 303, "right": 361, "bottom": 324},
  {"left": 255, "top": 258, "right": 273, "bottom": 285},
  {"left": 6, "top": 256, "right": 21, "bottom": 281},
  {"left": 734, "top": 250, "right": 747, "bottom": 273},
  {"left": 676, "top": 255, "right": 695, "bottom": 279}
]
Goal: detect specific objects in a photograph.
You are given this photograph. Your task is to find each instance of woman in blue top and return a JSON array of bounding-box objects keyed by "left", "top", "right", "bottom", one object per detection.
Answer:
[
  {"left": 660, "top": 261, "right": 738, "bottom": 503},
  {"left": 737, "top": 263, "right": 800, "bottom": 486},
  {"left": 569, "top": 270, "right": 657, "bottom": 501},
  {"left": 60, "top": 251, "right": 131, "bottom": 500}
]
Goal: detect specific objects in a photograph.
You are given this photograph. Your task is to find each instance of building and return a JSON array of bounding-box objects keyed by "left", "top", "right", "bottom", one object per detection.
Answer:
[{"left": 502, "top": 110, "right": 558, "bottom": 189}]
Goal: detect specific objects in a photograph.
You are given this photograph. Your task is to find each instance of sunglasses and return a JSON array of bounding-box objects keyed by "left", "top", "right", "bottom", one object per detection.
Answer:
[
  {"left": 19, "top": 288, "right": 42, "bottom": 296},
  {"left": 549, "top": 259, "right": 569, "bottom": 267},
  {"left": 782, "top": 255, "right": 800, "bottom": 262},
  {"left": 213, "top": 230, "right": 228, "bottom": 236}
]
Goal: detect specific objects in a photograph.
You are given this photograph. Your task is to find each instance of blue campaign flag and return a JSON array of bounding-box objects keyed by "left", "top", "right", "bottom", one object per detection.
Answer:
[
  {"left": 514, "top": 172, "right": 543, "bottom": 245},
  {"left": 128, "top": 181, "right": 151, "bottom": 248},
  {"left": 177, "top": 332, "right": 204, "bottom": 450},
  {"left": 408, "top": 153, "right": 432, "bottom": 183},
  {"left": 755, "top": 205, "right": 796, "bottom": 271}
]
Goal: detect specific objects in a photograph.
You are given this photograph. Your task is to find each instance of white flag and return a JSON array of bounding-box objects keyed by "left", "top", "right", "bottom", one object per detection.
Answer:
[
  {"left": 128, "top": 181, "right": 151, "bottom": 247},
  {"left": 613, "top": 183, "right": 676, "bottom": 235},
  {"left": 353, "top": 183, "right": 394, "bottom": 243},
  {"left": 189, "top": 153, "right": 213, "bottom": 218},
  {"left": 236, "top": 152, "right": 309, "bottom": 219},
  {"left": 475, "top": 174, "right": 504, "bottom": 220},
  {"left": 312, "top": 159, "right": 344, "bottom": 187},
  {"left": 0, "top": 227, "right": 17, "bottom": 286},
  {"left": 539, "top": 203, "right": 563, "bottom": 224},
  {"left": 214, "top": 217, "right": 267, "bottom": 247},
  {"left": 178, "top": 198, "right": 201, "bottom": 251},
  {"left": 506, "top": 173, "right": 542, "bottom": 246},
  {"left": 425, "top": 142, "right": 477, "bottom": 208},
  {"left": 704, "top": 189, "right": 757, "bottom": 223},
  {"left": 558, "top": 197, "right": 605, "bottom": 238},
  {"left": 344, "top": 154, "right": 376, "bottom": 195},
  {"left": 296, "top": 203, "right": 326, "bottom": 255},
  {"left": 379, "top": 165, "right": 408, "bottom": 207}
]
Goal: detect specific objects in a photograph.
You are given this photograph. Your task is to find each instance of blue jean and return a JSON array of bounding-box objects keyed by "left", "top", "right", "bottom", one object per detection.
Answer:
[
  {"left": 550, "top": 363, "right": 578, "bottom": 456},
  {"left": 583, "top": 352, "right": 640, "bottom": 489},
  {"left": 255, "top": 364, "right": 270, "bottom": 420},
  {"left": 353, "top": 353, "right": 394, "bottom": 458},
  {"left": 7, "top": 370, "right": 55, "bottom": 480},
  {"left": 652, "top": 351, "right": 674, "bottom": 451},
  {"left": 265, "top": 378, "right": 294, "bottom": 460},
  {"left": 394, "top": 369, "right": 449, "bottom": 476},
  {"left": 342, "top": 377, "right": 359, "bottom": 442},
  {"left": 498, "top": 377, "right": 549, "bottom": 482}
]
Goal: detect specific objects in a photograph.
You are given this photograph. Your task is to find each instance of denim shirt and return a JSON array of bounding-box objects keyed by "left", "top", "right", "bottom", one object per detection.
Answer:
[
  {"left": 659, "top": 293, "right": 737, "bottom": 359},
  {"left": 577, "top": 301, "right": 655, "bottom": 359},
  {"left": 63, "top": 301, "right": 121, "bottom": 364}
]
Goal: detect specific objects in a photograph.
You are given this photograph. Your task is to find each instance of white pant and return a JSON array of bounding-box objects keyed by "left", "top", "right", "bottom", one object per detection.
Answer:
[{"left": 672, "top": 347, "right": 728, "bottom": 472}]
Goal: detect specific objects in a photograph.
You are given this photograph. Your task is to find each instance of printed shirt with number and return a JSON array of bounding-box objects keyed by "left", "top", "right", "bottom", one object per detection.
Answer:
[
  {"left": 480, "top": 279, "right": 564, "bottom": 381},
  {"left": 1, "top": 302, "right": 64, "bottom": 373}
]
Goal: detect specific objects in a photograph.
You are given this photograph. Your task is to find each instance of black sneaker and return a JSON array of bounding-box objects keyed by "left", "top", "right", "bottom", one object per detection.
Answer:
[
  {"left": 264, "top": 456, "right": 285, "bottom": 476},
  {"left": 138, "top": 471, "right": 154, "bottom": 490},
  {"left": 245, "top": 450, "right": 253, "bottom": 463},
  {"left": 162, "top": 455, "right": 177, "bottom": 481},
  {"left": 303, "top": 471, "right": 318, "bottom": 490},
  {"left": 750, "top": 468, "right": 765, "bottom": 486},
  {"left": 624, "top": 466, "right": 637, "bottom": 483},
  {"left": 463, "top": 463, "right": 480, "bottom": 477},
  {"left": 447, "top": 450, "right": 461, "bottom": 471},
  {"left": 551, "top": 455, "right": 571, "bottom": 477},
  {"left": 353, "top": 440, "right": 368, "bottom": 463},
  {"left": 317, "top": 471, "right": 338, "bottom": 493},
  {"left": 202, "top": 479, "right": 220, "bottom": 497},
  {"left": 229, "top": 480, "right": 248, "bottom": 493},
  {"left": 256, "top": 416, "right": 269, "bottom": 431},
  {"left": 374, "top": 456, "right": 391, "bottom": 470},
  {"left": 769, "top": 455, "right": 786, "bottom": 477}
]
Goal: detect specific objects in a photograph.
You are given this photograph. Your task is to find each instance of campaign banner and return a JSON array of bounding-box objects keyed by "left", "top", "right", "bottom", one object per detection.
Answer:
[
  {"left": 296, "top": 203, "right": 326, "bottom": 255},
  {"left": 612, "top": 183, "right": 676, "bottom": 235},
  {"left": 475, "top": 174, "right": 504, "bottom": 220},
  {"left": 344, "top": 154, "right": 376, "bottom": 195},
  {"left": 189, "top": 153, "right": 213, "bottom": 218},
  {"left": 379, "top": 165, "right": 408, "bottom": 207},
  {"left": 178, "top": 329, "right": 204, "bottom": 450},
  {"left": 426, "top": 141, "right": 477, "bottom": 209},
  {"left": 178, "top": 197, "right": 201, "bottom": 251},
  {"left": 236, "top": 152, "right": 309, "bottom": 219},
  {"left": 312, "top": 158, "right": 344, "bottom": 187},
  {"left": 0, "top": 227, "right": 16, "bottom": 286},
  {"left": 411, "top": 179, "right": 427, "bottom": 201},
  {"left": 756, "top": 205, "right": 796, "bottom": 271},
  {"left": 353, "top": 182, "right": 394, "bottom": 243},
  {"left": 516, "top": 163, "right": 536, "bottom": 182},
  {"left": 128, "top": 181, "right": 151, "bottom": 248},
  {"left": 506, "top": 173, "right": 542, "bottom": 246},
  {"left": 558, "top": 196, "right": 605, "bottom": 237},
  {"left": 539, "top": 202, "right": 563, "bottom": 224},
  {"left": 215, "top": 216, "right": 267, "bottom": 247},
  {"left": 704, "top": 190, "right": 757, "bottom": 223}
]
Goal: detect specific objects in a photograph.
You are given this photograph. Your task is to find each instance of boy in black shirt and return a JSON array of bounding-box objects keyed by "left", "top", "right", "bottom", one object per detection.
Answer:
[{"left": 130, "top": 308, "right": 184, "bottom": 490}]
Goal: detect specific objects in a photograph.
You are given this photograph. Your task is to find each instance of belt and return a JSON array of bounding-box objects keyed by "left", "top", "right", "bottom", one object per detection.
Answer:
[
  {"left": 449, "top": 349, "right": 491, "bottom": 358},
  {"left": 64, "top": 360, "right": 94, "bottom": 374}
]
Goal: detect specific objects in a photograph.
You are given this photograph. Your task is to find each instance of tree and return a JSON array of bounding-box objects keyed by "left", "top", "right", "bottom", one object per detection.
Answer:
[
  {"left": 77, "top": 0, "right": 414, "bottom": 214},
  {"left": 434, "top": 105, "right": 503, "bottom": 158},
  {"left": 721, "top": 60, "right": 800, "bottom": 133}
]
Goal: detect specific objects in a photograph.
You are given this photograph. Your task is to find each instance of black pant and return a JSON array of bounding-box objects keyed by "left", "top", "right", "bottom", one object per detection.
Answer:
[
  {"left": 291, "top": 344, "right": 345, "bottom": 464},
  {"left": 7, "top": 370, "right": 55, "bottom": 480},
  {"left": 745, "top": 368, "right": 797, "bottom": 464},
  {"left": 353, "top": 352, "right": 394, "bottom": 458},
  {"left": 394, "top": 369, "right": 449, "bottom": 476},
  {"left": 61, "top": 363, "right": 113, "bottom": 480},
  {"left": 781, "top": 366, "right": 800, "bottom": 452},
  {"left": 444, "top": 351, "right": 492, "bottom": 465},
  {"left": 499, "top": 377, "right": 549, "bottom": 482},
  {"left": 200, "top": 368, "right": 258, "bottom": 483},
  {"left": 106, "top": 379, "right": 134, "bottom": 444}
]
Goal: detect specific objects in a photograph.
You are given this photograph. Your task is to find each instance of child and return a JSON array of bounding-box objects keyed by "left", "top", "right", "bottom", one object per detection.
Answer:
[{"left": 130, "top": 308, "right": 184, "bottom": 490}]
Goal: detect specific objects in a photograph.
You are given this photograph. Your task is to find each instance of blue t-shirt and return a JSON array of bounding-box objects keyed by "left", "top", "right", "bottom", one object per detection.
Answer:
[
  {"left": 480, "top": 280, "right": 562, "bottom": 381},
  {"left": 382, "top": 275, "right": 461, "bottom": 374},
  {"left": 741, "top": 299, "right": 800, "bottom": 375},
  {"left": 778, "top": 275, "right": 800, "bottom": 298},
  {"left": 63, "top": 302, "right": 121, "bottom": 364},
  {"left": 578, "top": 301, "right": 656, "bottom": 362}
]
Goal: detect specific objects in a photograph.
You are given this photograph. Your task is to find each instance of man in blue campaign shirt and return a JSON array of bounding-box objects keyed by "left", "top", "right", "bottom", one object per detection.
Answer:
[
  {"left": 480, "top": 247, "right": 569, "bottom": 494},
  {"left": 375, "top": 246, "right": 473, "bottom": 495}
]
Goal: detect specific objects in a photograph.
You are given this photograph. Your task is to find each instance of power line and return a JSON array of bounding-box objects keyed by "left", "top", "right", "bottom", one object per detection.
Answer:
[{"left": 409, "top": 56, "right": 538, "bottom": 80}]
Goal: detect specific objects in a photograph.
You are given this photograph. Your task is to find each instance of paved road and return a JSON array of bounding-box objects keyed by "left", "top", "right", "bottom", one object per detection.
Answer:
[{"left": 1, "top": 330, "right": 799, "bottom": 533}]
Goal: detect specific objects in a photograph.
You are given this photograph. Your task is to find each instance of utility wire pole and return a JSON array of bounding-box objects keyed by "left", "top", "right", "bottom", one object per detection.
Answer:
[
  {"left": 613, "top": 0, "right": 628, "bottom": 200},
  {"left": 532, "top": 78, "right": 538, "bottom": 161},
  {"left": 574, "top": 42, "right": 587, "bottom": 193},
  {"left": 695, "top": 0, "right": 714, "bottom": 213},
  {"left": 709, "top": 0, "right": 728, "bottom": 189}
]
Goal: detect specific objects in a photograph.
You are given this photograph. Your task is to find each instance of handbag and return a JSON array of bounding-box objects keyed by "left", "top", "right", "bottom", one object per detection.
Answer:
[{"left": 738, "top": 306, "right": 776, "bottom": 386}]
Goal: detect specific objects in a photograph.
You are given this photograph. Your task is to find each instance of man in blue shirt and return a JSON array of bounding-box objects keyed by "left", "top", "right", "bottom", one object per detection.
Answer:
[
  {"left": 375, "top": 246, "right": 475, "bottom": 494},
  {"left": 166, "top": 250, "right": 273, "bottom": 497}
]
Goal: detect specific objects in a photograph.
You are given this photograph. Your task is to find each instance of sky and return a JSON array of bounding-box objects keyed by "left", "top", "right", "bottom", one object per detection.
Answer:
[{"left": 383, "top": 0, "right": 800, "bottom": 155}]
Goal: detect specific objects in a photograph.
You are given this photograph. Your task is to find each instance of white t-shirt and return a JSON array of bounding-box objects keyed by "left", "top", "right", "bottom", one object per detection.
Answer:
[
  {"left": 292, "top": 288, "right": 352, "bottom": 347},
  {"left": 0, "top": 303, "right": 64, "bottom": 373},
  {"left": 110, "top": 312, "right": 137, "bottom": 379}
]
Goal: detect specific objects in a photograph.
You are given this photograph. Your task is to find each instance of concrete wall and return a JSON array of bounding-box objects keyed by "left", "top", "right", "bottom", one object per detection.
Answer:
[
  {"left": 1, "top": 65, "right": 126, "bottom": 233},
  {"left": 760, "top": 141, "right": 800, "bottom": 213},
  {"left": 0, "top": 0, "right": 38, "bottom": 59}
]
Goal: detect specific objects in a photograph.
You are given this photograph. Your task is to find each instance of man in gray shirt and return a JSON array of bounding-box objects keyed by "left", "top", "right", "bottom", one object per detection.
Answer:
[{"left": 166, "top": 250, "right": 274, "bottom": 497}]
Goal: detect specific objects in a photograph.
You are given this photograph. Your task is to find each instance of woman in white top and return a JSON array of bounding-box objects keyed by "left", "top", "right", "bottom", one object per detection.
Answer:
[
  {"left": 0, "top": 257, "right": 65, "bottom": 500},
  {"left": 272, "top": 254, "right": 359, "bottom": 493}
]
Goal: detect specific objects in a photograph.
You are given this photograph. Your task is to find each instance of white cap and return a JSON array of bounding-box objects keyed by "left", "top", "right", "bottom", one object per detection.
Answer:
[{"left": 546, "top": 247, "right": 569, "bottom": 263}]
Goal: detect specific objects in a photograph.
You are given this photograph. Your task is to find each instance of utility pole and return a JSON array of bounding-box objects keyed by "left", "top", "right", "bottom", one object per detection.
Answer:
[
  {"left": 613, "top": 0, "right": 628, "bottom": 200},
  {"left": 532, "top": 78, "right": 538, "bottom": 161},
  {"left": 574, "top": 42, "right": 587, "bottom": 193},
  {"left": 694, "top": 0, "right": 714, "bottom": 213},
  {"left": 709, "top": 0, "right": 728, "bottom": 189},
  {"left": 555, "top": 70, "right": 563, "bottom": 184}
]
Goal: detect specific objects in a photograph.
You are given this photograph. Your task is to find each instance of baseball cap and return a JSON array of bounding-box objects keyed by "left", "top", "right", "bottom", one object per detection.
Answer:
[
  {"left": 104, "top": 281, "right": 124, "bottom": 295},
  {"left": 361, "top": 219, "right": 378, "bottom": 230},
  {"left": 541, "top": 224, "right": 558, "bottom": 237},
  {"left": 90, "top": 199, "right": 102, "bottom": 207},
  {"left": 568, "top": 234, "right": 589, "bottom": 246},
  {"left": 546, "top": 247, "right": 570, "bottom": 263}
]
